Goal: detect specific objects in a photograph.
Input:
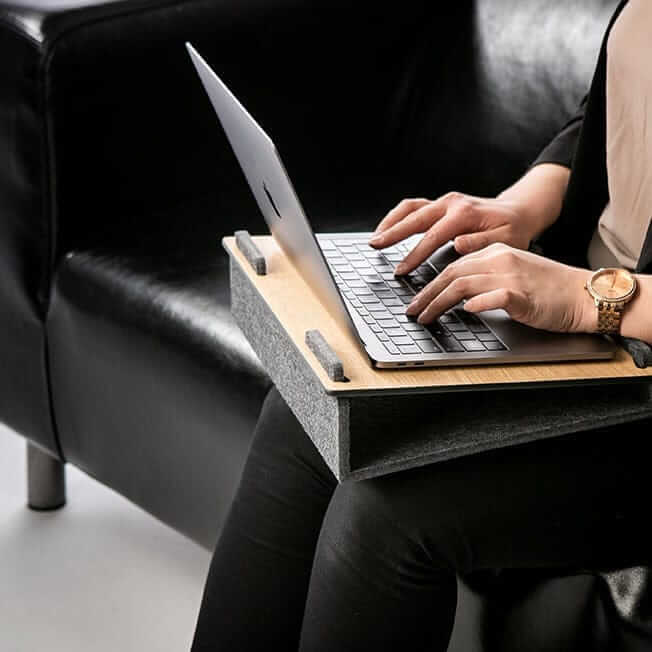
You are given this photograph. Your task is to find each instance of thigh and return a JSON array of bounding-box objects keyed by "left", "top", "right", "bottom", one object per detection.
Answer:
[
  {"left": 191, "top": 386, "right": 337, "bottom": 652},
  {"left": 343, "top": 418, "right": 652, "bottom": 575}
]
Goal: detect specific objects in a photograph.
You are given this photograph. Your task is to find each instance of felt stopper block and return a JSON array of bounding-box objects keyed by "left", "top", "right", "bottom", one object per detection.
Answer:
[
  {"left": 235, "top": 230, "right": 267, "bottom": 275},
  {"left": 305, "top": 330, "right": 347, "bottom": 382}
]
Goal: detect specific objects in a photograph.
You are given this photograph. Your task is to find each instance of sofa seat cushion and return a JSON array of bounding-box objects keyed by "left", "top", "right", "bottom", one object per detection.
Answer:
[{"left": 46, "top": 244, "right": 271, "bottom": 547}]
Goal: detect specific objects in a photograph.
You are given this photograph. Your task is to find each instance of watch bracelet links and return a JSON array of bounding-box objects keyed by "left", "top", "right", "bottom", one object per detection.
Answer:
[{"left": 597, "top": 300, "right": 624, "bottom": 334}]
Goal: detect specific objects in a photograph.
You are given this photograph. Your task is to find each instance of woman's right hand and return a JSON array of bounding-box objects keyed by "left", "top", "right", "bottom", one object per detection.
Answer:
[{"left": 368, "top": 163, "right": 571, "bottom": 276}]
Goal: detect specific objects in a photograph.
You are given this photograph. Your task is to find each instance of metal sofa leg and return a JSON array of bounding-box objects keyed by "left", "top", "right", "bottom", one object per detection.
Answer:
[{"left": 27, "top": 442, "right": 66, "bottom": 510}]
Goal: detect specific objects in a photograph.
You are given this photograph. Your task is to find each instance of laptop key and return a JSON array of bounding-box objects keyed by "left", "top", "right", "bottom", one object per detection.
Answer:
[
  {"left": 404, "top": 322, "right": 425, "bottom": 332},
  {"left": 391, "top": 336, "right": 413, "bottom": 346},
  {"left": 360, "top": 296, "right": 382, "bottom": 304},
  {"left": 385, "top": 328, "right": 405, "bottom": 337},
  {"left": 383, "top": 342, "right": 400, "bottom": 355},
  {"left": 320, "top": 240, "right": 337, "bottom": 250},
  {"left": 384, "top": 298, "right": 403, "bottom": 307},
  {"left": 417, "top": 340, "right": 441, "bottom": 353},
  {"left": 484, "top": 341, "right": 507, "bottom": 351},
  {"left": 469, "top": 323, "right": 489, "bottom": 333},
  {"left": 454, "top": 331, "right": 477, "bottom": 341},
  {"left": 395, "top": 314, "right": 410, "bottom": 323},
  {"left": 377, "top": 319, "right": 399, "bottom": 328},
  {"left": 411, "top": 330, "right": 433, "bottom": 341},
  {"left": 363, "top": 316, "right": 376, "bottom": 325},
  {"left": 425, "top": 320, "right": 447, "bottom": 336},
  {"left": 446, "top": 322, "right": 468, "bottom": 332},
  {"left": 455, "top": 309, "right": 483, "bottom": 326},
  {"left": 435, "top": 336, "right": 465, "bottom": 352},
  {"left": 399, "top": 345, "right": 421, "bottom": 354},
  {"left": 439, "top": 313, "right": 459, "bottom": 323},
  {"left": 477, "top": 332, "right": 499, "bottom": 342},
  {"left": 373, "top": 290, "right": 395, "bottom": 299},
  {"left": 462, "top": 341, "right": 486, "bottom": 352},
  {"left": 370, "top": 325, "right": 383, "bottom": 333},
  {"left": 388, "top": 305, "right": 407, "bottom": 315}
]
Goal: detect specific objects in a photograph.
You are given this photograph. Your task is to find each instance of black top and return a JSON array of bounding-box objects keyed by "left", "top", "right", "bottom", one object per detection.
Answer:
[{"left": 533, "top": 0, "right": 652, "bottom": 275}]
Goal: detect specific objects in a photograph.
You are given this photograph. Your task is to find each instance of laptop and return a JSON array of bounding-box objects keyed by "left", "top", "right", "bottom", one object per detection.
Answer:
[{"left": 187, "top": 44, "right": 615, "bottom": 369}]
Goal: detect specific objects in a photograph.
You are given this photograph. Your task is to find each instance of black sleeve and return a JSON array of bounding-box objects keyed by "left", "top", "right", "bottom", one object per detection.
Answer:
[{"left": 530, "top": 94, "right": 588, "bottom": 169}]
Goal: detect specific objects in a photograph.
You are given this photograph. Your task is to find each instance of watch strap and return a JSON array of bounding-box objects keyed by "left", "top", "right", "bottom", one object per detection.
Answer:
[{"left": 597, "top": 300, "right": 624, "bottom": 335}]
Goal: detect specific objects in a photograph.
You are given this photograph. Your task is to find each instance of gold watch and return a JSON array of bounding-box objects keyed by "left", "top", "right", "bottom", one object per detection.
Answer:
[{"left": 585, "top": 268, "right": 638, "bottom": 335}]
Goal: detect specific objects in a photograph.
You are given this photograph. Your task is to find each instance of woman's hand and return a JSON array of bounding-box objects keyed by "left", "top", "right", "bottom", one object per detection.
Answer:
[
  {"left": 368, "top": 163, "right": 571, "bottom": 276},
  {"left": 405, "top": 243, "right": 596, "bottom": 334},
  {"left": 369, "top": 193, "right": 537, "bottom": 275}
]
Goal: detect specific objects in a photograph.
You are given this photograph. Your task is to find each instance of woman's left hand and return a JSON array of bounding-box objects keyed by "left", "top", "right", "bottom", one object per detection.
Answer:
[{"left": 405, "top": 243, "right": 596, "bottom": 334}]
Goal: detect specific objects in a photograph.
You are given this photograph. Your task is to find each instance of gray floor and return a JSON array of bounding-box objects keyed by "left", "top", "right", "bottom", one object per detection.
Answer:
[{"left": 0, "top": 423, "right": 211, "bottom": 652}]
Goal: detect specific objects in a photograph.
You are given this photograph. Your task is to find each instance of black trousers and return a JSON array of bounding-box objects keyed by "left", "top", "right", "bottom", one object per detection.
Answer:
[{"left": 191, "top": 386, "right": 651, "bottom": 651}]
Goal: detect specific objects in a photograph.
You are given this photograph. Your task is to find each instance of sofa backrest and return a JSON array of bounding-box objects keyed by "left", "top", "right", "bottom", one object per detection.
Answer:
[{"left": 44, "top": 1, "right": 619, "bottom": 250}]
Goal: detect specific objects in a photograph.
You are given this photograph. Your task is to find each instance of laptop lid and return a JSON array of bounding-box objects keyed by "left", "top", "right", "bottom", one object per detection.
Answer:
[{"left": 186, "top": 43, "right": 364, "bottom": 351}]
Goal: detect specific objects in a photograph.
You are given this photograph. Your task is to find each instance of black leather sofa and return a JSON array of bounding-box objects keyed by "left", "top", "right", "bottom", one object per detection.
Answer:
[{"left": 2, "top": 0, "right": 650, "bottom": 649}]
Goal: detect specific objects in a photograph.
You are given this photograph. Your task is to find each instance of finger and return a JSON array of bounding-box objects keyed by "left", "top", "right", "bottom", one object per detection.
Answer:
[
  {"left": 394, "top": 203, "right": 480, "bottom": 274},
  {"left": 416, "top": 274, "right": 508, "bottom": 324},
  {"left": 372, "top": 198, "right": 430, "bottom": 236},
  {"left": 369, "top": 200, "right": 447, "bottom": 249},
  {"left": 453, "top": 226, "right": 511, "bottom": 255},
  {"left": 464, "top": 288, "right": 528, "bottom": 317},
  {"left": 406, "top": 256, "right": 496, "bottom": 316}
]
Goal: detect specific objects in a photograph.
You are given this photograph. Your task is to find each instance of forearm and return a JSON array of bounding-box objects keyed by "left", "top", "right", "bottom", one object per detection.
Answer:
[
  {"left": 621, "top": 275, "right": 652, "bottom": 345},
  {"left": 498, "top": 163, "right": 571, "bottom": 239}
]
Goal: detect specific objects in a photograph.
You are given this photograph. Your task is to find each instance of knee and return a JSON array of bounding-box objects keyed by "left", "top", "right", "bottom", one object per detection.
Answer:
[{"left": 320, "top": 473, "right": 470, "bottom": 576}]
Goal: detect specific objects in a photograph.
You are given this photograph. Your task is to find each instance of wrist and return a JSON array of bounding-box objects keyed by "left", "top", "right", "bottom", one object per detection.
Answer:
[
  {"left": 498, "top": 163, "right": 570, "bottom": 240},
  {"left": 620, "top": 274, "right": 652, "bottom": 343},
  {"left": 575, "top": 269, "right": 598, "bottom": 334}
]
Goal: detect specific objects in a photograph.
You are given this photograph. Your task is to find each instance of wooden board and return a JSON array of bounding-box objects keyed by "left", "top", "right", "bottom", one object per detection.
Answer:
[{"left": 223, "top": 236, "right": 652, "bottom": 396}]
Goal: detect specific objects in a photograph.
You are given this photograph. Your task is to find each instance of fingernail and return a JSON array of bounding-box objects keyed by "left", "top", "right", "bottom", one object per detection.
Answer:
[
  {"left": 369, "top": 235, "right": 382, "bottom": 245},
  {"left": 417, "top": 313, "right": 427, "bottom": 324},
  {"left": 395, "top": 263, "right": 407, "bottom": 275},
  {"left": 406, "top": 303, "right": 417, "bottom": 316}
]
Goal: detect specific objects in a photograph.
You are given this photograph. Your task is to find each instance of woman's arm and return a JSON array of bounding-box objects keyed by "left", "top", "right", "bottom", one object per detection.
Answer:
[{"left": 370, "top": 97, "right": 587, "bottom": 274}]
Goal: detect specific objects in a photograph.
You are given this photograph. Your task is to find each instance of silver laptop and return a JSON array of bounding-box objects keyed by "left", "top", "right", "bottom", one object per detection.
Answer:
[{"left": 187, "top": 44, "right": 615, "bottom": 368}]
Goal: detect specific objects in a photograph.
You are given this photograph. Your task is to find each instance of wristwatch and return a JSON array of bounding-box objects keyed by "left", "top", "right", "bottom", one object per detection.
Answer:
[{"left": 585, "top": 268, "right": 638, "bottom": 335}]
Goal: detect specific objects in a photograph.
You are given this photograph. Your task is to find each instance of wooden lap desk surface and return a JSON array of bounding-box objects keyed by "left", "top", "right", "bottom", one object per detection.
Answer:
[{"left": 224, "top": 236, "right": 652, "bottom": 394}]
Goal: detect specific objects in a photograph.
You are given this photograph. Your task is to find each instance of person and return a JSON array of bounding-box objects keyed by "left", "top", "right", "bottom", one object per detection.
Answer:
[{"left": 191, "top": 1, "right": 652, "bottom": 649}]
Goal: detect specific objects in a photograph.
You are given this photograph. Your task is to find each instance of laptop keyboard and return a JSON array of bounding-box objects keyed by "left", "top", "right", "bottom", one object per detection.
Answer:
[{"left": 320, "top": 237, "right": 507, "bottom": 356}]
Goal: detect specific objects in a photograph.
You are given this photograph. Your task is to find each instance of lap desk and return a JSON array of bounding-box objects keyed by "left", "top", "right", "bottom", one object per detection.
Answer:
[{"left": 224, "top": 234, "right": 652, "bottom": 482}]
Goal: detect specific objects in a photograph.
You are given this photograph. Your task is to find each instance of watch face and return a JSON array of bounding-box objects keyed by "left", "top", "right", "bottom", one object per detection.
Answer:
[{"left": 590, "top": 268, "right": 636, "bottom": 301}]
